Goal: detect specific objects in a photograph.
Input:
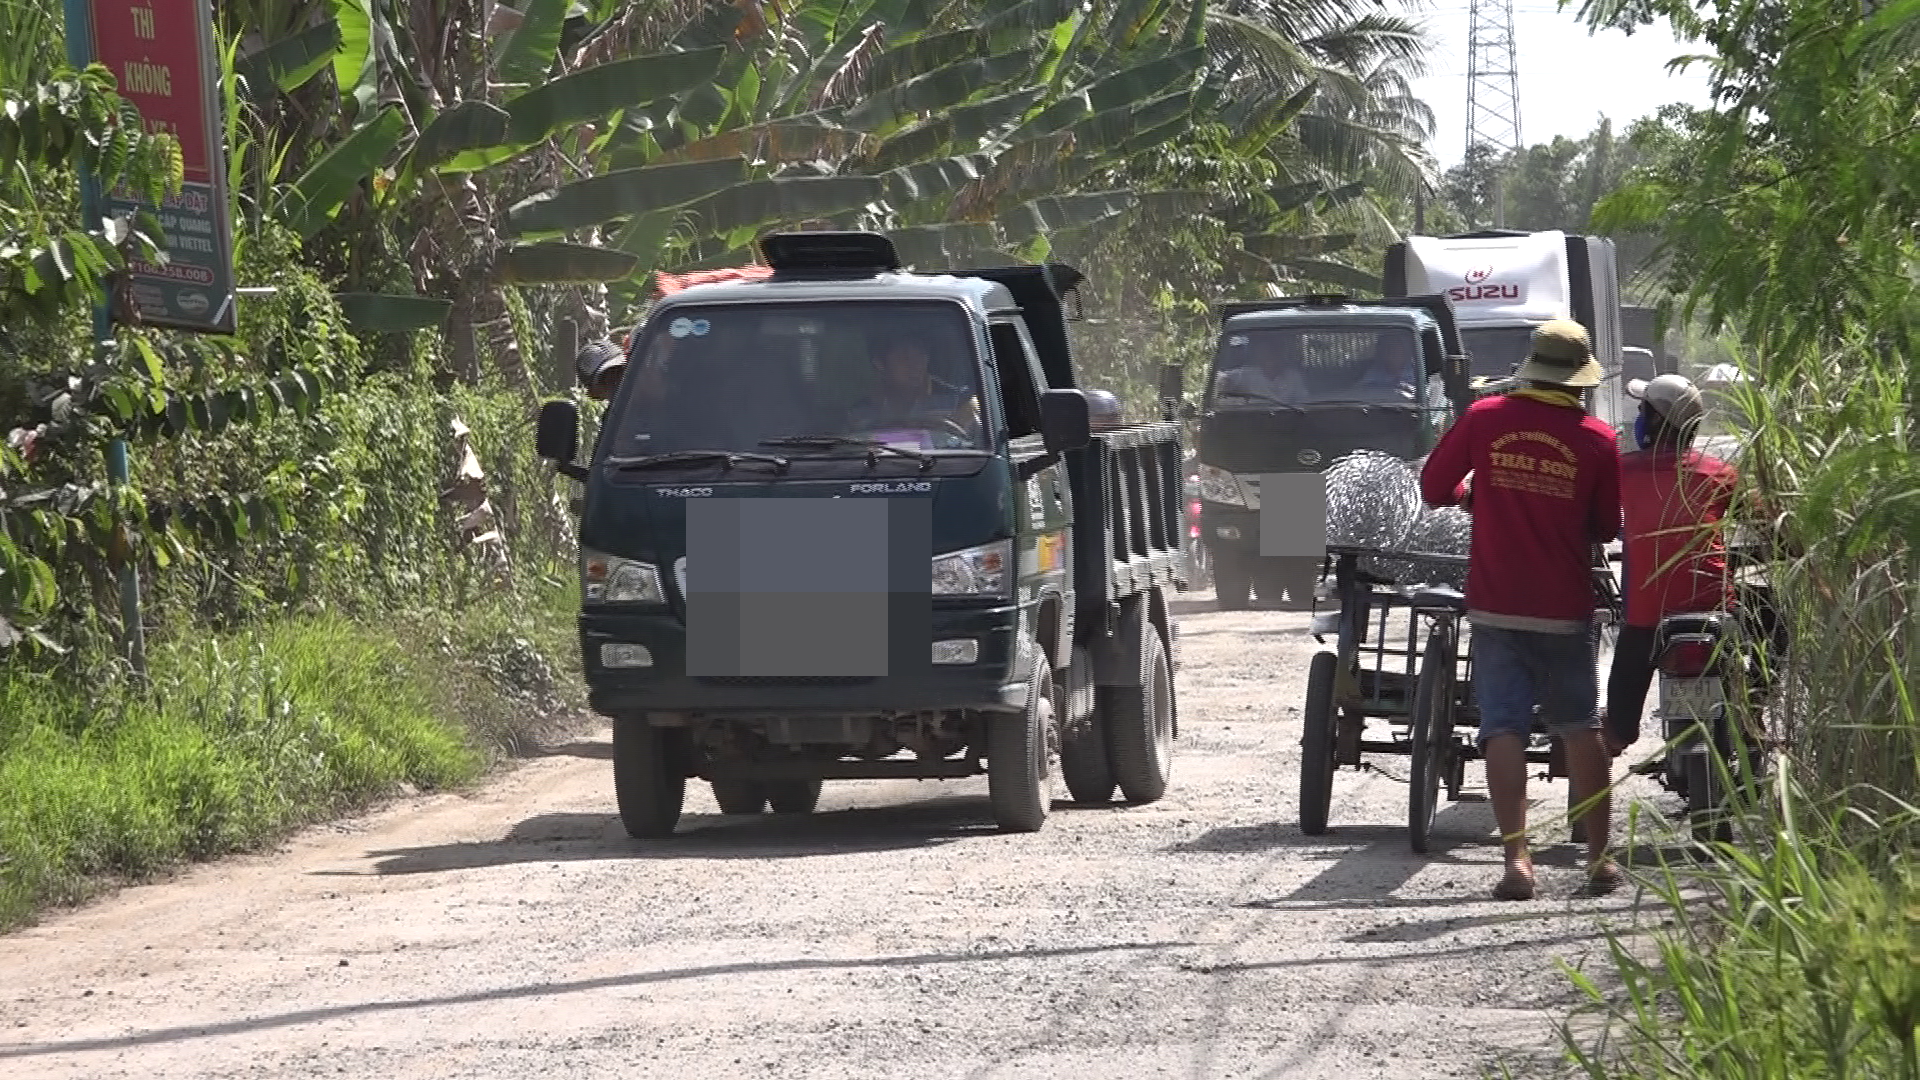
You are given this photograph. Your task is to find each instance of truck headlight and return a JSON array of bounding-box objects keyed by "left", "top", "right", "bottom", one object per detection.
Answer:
[
  {"left": 932, "top": 539, "right": 1010, "bottom": 597},
  {"left": 582, "top": 548, "right": 665, "bottom": 604},
  {"left": 1197, "top": 464, "right": 1258, "bottom": 509}
]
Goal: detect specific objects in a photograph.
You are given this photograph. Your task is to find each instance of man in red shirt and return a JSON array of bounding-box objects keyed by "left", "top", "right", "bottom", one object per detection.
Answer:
[
  {"left": 1602, "top": 374, "right": 1739, "bottom": 754},
  {"left": 1421, "top": 320, "right": 1623, "bottom": 899}
]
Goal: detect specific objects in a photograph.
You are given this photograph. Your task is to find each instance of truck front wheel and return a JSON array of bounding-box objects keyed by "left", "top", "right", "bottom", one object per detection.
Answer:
[
  {"left": 988, "top": 647, "right": 1054, "bottom": 832},
  {"left": 613, "top": 719, "right": 687, "bottom": 839}
]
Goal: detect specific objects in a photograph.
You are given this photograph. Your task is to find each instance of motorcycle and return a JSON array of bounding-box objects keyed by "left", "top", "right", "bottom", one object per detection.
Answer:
[
  {"left": 1648, "top": 541, "right": 1781, "bottom": 841},
  {"left": 1183, "top": 472, "right": 1212, "bottom": 591}
]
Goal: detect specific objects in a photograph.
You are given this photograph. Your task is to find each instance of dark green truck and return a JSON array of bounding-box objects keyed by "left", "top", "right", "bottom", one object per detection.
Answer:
[{"left": 535, "top": 232, "right": 1185, "bottom": 837}]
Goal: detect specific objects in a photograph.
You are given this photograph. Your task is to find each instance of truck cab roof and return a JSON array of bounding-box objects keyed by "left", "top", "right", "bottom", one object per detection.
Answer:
[
  {"left": 647, "top": 271, "right": 1021, "bottom": 318},
  {"left": 1222, "top": 302, "right": 1440, "bottom": 334}
]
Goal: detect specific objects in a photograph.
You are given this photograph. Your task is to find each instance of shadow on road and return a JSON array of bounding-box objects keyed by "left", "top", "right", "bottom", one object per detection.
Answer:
[
  {"left": 526, "top": 740, "right": 612, "bottom": 760},
  {"left": 0, "top": 940, "right": 1190, "bottom": 1060},
  {"left": 332, "top": 794, "right": 1041, "bottom": 875}
]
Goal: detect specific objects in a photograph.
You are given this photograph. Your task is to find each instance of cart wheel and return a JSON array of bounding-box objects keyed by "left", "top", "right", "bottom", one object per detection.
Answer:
[
  {"left": 1409, "top": 628, "right": 1454, "bottom": 854},
  {"left": 1299, "top": 650, "right": 1338, "bottom": 835}
]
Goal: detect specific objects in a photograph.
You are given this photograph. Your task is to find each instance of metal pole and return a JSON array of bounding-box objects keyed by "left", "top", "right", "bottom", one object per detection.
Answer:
[
  {"left": 66, "top": 0, "right": 146, "bottom": 675},
  {"left": 1414, "top": 184, "right": 1426, "bottom": 234}
]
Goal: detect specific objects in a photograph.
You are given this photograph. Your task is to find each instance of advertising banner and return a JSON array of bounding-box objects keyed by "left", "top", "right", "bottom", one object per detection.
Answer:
[{"left": 78, "top": 0, "right": 237, "bottom": 334}]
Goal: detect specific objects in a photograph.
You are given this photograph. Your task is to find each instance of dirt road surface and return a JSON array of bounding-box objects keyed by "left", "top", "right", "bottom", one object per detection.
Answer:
[{"left": 1, "top": 593, "right": 1668, "bottom": 1080}]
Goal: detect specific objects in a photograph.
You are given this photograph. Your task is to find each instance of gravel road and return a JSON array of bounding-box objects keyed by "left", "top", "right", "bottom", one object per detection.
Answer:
[{"left": 0, "top": 591, "right": 1671, "bottom": 1080}]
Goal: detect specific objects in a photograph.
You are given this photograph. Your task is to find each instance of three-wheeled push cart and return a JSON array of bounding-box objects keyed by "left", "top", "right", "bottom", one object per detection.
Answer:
[{"left": 1299, "top": 544, "right": 1622, "bottom": 852}]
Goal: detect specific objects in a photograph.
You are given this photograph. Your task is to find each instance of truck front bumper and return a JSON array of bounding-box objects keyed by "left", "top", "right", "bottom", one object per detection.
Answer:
[{"left": 578, "top": 602, "right": 1028, "bottom": 717}]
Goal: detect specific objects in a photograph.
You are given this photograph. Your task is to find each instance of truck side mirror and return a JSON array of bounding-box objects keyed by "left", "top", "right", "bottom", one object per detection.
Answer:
[
  {"left": 536, "top": 400, "right": 587, "bottom": 481},
  {"left": 1039, "top": 389, "right": 1092, "bottom": 454}
]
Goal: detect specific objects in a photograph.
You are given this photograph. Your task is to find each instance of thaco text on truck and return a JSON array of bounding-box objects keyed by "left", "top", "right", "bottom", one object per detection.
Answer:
[
  {"left": 535, "top": 232, "right": 1186, "bottom": 837},
  {"left": 1191, "top": 294, "right": 1471, "bottom": 610},
  {"left": 1384, "top": 228, "right": 1632, "bottom": 435}
]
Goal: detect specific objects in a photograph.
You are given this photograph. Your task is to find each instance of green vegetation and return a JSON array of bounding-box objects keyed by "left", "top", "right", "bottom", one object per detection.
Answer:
[
  {"left": 1548, "top": 0, "right": 1919, "bottom": 1073},
  {"left": 0, "top": 582, "right": 587, "bottom": 929},
  {"left": 3, "top": 1, "right": 1436, "bottom": 928}
]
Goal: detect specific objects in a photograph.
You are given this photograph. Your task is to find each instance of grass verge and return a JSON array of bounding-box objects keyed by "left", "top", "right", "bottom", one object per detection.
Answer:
[
  {"left": 1557, "top": 797, "right": 1918, "bottom": 1079},
  {"left": 0, "top": 581, "right": 585, "bottom": 932}
]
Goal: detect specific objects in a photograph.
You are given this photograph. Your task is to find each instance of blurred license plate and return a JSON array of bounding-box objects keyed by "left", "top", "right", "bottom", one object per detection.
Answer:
[{"left": 1659, "top": 677, "right": 1725, "bottom": 718}]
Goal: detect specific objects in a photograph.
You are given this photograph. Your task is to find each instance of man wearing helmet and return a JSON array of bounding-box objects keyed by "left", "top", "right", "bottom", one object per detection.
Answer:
[{"left": 1600, "top": 373, "right": 1741, "bottom": 756}]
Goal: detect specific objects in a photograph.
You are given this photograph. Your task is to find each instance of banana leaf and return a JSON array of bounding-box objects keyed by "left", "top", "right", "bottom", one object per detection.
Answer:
[
  {"left": 492, "top": 0, "right": 570, "bottom": 88},
  {"left": 506, "top": 157, "right": 750, "bottom": 237},
  {"left": 334, "top": 292, "right": 452, "bottom": 332},
  {"left": 277, "top": 105, "right": 408, "bottom": 238},
  {"left": 679, "top": 175, "right": 889, "bottom": 240},
  {"left": 495, "top": 242, "right": 642, "bottom": 284},
  {"left": 237, "top": 20, "right": 343, "bottom": 100},
  {"left": 440, "top": 47, "right": 729, "bottom": 174},
  {"left": 869, "top": 87, "right": 1046, "bottom": 171},
  {"left": 881, "top": 153, "right": 992, "bottom": 206},
  {"left": 1003, "top": 191, "right": 1139, "bottom": 241},
  {"left": 840, "top": 49, "right": 1039, "bottom": 136},
  {"left": 406, "top": 101, "right": 511, "bottom": 175}
]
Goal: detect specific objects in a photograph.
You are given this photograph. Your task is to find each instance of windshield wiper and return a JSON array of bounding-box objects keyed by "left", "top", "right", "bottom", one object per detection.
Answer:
[
  {"left": 760, "top": 434, "right": 935, "bottom": 469},
  {"left": 607, "top": 449, "right": 790, "bottom": 473},
  {"left": 1219, "top": 392, "right": 1304, "bottom": 410}
]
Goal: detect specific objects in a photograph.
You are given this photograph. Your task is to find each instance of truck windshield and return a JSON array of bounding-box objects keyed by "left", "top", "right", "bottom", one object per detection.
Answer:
[
  {"left": 606, "top": 300, "right": 987, "bottom": 458},
  {"left": 1461, "top": 326, "right": 1537, "bottom": 379},
  {"left": 1209, "top": 326, "right": 1425, "bottom": 407}
]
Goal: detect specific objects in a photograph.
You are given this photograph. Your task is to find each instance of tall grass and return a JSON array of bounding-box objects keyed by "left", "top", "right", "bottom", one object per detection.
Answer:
[{"left": 1554, "top": 329, "right": 1918, "bottom": 1076}]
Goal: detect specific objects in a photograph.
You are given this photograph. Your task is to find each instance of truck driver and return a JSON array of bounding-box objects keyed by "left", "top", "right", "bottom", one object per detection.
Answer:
[{"left": 849, "top": 335, "right": 983, "bottom": 444}]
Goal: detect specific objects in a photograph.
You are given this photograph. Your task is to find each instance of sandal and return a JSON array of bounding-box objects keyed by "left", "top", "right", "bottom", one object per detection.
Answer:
[{"left": 1493, "top": 863, "right": 1537, "bottom": 901}]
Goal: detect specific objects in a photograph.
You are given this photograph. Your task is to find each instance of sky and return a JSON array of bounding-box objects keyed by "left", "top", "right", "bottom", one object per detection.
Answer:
[{"left": 1400, "top": 1, "right": 1718, "bottom": 169}]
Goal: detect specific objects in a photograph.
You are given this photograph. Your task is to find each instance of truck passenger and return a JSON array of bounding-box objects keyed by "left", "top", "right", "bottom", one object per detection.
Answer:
[
  {"left": 1600, "top": 374, "right": 1739, "bottom": 755},
  {"left": 1419, "top": 319, "right": 1625, "bottom": 900}
]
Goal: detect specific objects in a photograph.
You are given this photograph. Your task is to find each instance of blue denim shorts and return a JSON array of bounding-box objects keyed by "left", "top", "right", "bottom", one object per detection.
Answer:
[{"left": 1470, "top": 622, "right": 1601, "bottom": 747}]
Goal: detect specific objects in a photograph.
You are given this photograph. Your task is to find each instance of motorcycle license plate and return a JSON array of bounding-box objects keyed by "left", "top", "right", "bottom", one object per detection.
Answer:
[{"left": 1659, "top": 677, "right": 1725, "bottom": 719}]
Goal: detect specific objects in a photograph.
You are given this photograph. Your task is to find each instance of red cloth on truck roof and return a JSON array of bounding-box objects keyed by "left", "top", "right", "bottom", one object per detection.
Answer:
[{"left": 653, "top": 265, "right": 772, "bottom": 296}]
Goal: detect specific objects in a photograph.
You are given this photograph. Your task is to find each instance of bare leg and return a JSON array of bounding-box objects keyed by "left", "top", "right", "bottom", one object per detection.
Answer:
[
  {"left": 1564, "top": 728, "right": 1623, "bottom": 891},
  {"left": 1483, "top": 733, "right": 1534, "bottom": 898}
]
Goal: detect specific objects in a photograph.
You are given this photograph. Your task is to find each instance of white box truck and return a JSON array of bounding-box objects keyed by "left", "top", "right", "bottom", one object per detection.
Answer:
[{"left": 1384, "top": 229, "right": 1630, "bottom": 435}]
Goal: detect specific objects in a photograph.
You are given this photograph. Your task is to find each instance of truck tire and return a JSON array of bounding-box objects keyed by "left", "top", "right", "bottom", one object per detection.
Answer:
[
  {"left": 710, "top": 779, "right": 768, "bottom": 815},
  {"left": 1060, "top": 647, "right": 1116, "bottom": 805},
  {"left": 989, "top": 647, "right": 1054, "bottom": 833},
  {"left": 1104, "top": 626, "right": 1174, "bottom": 805},
  {"left": 613, "top": 719, "right": 686, "bottom": 839},
  {"left": 1215, "top": 553, "right": 1253, "bottom": 610},
  {"left": 767, "top": 778, "right": 823, "bottom": 814}
]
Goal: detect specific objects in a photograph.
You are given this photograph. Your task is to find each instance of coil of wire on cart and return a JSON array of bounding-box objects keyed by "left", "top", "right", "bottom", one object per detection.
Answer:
[{"left": 1323, "top": 450, "right": 1471, "bottom": 590}]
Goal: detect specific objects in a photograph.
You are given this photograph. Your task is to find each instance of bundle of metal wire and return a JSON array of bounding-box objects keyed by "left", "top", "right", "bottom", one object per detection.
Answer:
[{"left": 1323, "top": 450, "right": 1472, "bottom": 588}]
